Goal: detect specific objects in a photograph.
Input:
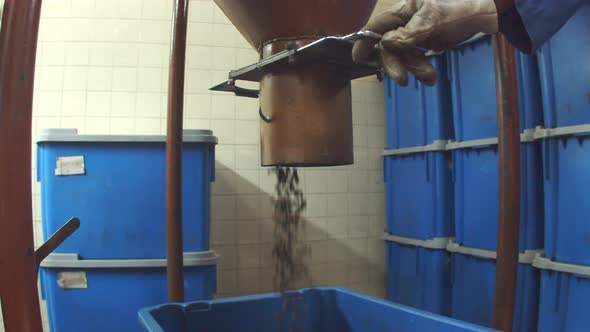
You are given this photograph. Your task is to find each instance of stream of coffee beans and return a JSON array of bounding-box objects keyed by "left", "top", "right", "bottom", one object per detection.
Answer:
[
  {"left": 271, "top": 166, "right": 310, "bottom": 332},
  {"left": 272, "top": 166, "right": 309, "bottom": 292}
]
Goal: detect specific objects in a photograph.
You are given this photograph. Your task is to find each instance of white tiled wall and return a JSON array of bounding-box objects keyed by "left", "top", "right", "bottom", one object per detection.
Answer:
[{"left": 2, "top": 0, "right": 393, "bottom": 331}]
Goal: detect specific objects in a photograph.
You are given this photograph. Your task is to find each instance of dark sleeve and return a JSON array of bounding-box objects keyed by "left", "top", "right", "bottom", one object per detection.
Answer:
[{"left": 496, "top": 0, "right": 587, "bottom": 53}]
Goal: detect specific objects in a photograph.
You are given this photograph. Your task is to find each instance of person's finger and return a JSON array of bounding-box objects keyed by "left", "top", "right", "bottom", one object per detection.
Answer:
[
  {"left": 364, "top": 11, "right": 407, "bottom": 33},
  {"left": 353, "top": 12, "right": 407, "bottom": 63},
  {"left": 399, "top": 48, "right": 437, "bottom": 86},
  {"left": 380, "top": 47, "right": 408, "bottom": 87},
  {"left": 381, "top": 7, "right": 435, "bottom": 51}
]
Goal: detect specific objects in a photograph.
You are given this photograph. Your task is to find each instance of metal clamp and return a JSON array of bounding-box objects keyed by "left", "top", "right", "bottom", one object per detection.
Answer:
[
  {"left": 532, "top": 254, "right": 590, "bottom": 277},
  {"left": 383, "top": 233, "right": 451, "bottom": 250},
  {"left": 446, "top": 239, "right": 543, "bottom": 264},
  {"left": 40, "top": 251, "right": 218, "bottom": 269}
]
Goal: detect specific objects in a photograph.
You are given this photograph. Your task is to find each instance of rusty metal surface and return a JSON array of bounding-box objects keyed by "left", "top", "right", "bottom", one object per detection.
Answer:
[
  {"left": 259, "top": 40, "right": 353, "bottom": 166},
  {"left": 165, "top": 0, "right": 190, "bottom": 302},
  {"left": 0, "top": 0, "right": 44, "bottom": 331},
  {"left": 491, "top": 34, "right": 521, "bottom": 332},
  {"left": 213, "top": 0, "right": 377, "bottom": 50}
]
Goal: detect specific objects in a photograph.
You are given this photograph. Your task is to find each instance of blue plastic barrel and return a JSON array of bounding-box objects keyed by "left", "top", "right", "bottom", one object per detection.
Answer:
[
  {"left": 534, "top": 256, "right": 590, "bottom": 332},
  {"left": 385, "top": 236, "right": 452, "bottom": 316},
  {"left": 384, "top": 55, "right": 454, "bottom": 149},
  {"left": 384, "top": 152, "right": 453, "bottom": 239},
  {"left": 453, "top": 142, "right": 543, "bottom": 251},
  {"left": 37, "top": 129, "right": 217, "bottom": 259},
  {"left": 449, "top": 36, "right": 543, "bottom": 141},
  {"left": 139, "top": 288, "right": 494, "bottom": 332},
  {"left": 543, "top": 134, "right": 590, "bottom": 265},
  {"left": 537, "top": 5, "right": 590, "bottom": 128},
  {"left": 40, "top": 252, "right": 217, "bottom": 332},
  {"left": 449, "top": 245, "right": 540, "bottom": 332}
]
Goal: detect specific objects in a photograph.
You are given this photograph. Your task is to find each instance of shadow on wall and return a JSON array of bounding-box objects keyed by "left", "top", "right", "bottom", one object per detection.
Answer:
[{"left": 210, "top": 160, "right": 387, "bottom": 299}]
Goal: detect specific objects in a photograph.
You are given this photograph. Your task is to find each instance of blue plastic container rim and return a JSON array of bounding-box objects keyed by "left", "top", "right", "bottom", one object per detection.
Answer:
[
  {"left": 532, "top": 255, "right": 590, "bottom": 278},
  {"left": 40, "top": 251, "right": 218, "bottom": 269},
  {"left": 382, "top": 125, "right": 590, "bottom": 159},
  {"left": 383, "top": 233, "right": 451, "bottom": 250},
  {"left": 447, "top": 240, "right": 542, "bottom": 265},
  {"left": 37, "top": 128, "right": 218, "bottom": 144},
  {"left": 532, "top": 124, "right": 590, "bottom": 140},
  {"left": 138, "top": 287, "right": 497, "bottom": 332}
]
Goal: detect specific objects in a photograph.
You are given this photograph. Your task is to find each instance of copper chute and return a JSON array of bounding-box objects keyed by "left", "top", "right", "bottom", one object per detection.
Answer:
[{"left": 214, "top": 0, "right": 377, "bottom": 166}]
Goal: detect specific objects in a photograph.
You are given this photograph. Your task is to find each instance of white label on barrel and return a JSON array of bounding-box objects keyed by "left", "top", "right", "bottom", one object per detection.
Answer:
[
  {"left": 55, "top": 156, "right": 85, "bottom": 176},
  {"left": 57, "top": 272, "right": 88, "bottom": 289}
]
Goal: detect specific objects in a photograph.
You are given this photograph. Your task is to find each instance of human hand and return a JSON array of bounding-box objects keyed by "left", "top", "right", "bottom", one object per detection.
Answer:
[{"left": 353, "top": 0, "right": 498, "bottom": 86}]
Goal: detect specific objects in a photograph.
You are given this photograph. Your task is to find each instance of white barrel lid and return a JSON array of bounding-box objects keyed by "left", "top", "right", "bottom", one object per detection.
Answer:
[{"left": 37, "top": 128, "right": 218, "bottom": 144}]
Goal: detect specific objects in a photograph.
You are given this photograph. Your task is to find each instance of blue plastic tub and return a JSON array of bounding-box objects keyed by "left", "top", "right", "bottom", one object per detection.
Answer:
[
  {"left": 41, "top": 252, "right": 217, "bottom": 332},
  {"left": 537, "top": 5, "right": 590, "bottom": 128},
  {"left": 534, "top": 256, "right": 590, "bottom": 332},
  {"left": 453, "top": 142, "right": 543, "bottom": 251},
  {"left": 384, "top": 152, "right": 453, "bottom": 239},
  {"left": 450, "top": 248, "right": 539, "bottom": 332},
  {"left": 139, "top": 288, "right": 494, "bottom": 332},
  {"left": 449, "top": 36, "right": 543, "bottom": 141},
  {"left": 37, "top": 129, "right": 217, "bottom": 259},
  {"left": 543, "top": 134, "right": 590, "bottom": 265},
  {"left": 385, "top": 55, "right": 454, "bottom": 149},
  {"left": 386, "top": 237, "right": 452, "bottom": 316}
]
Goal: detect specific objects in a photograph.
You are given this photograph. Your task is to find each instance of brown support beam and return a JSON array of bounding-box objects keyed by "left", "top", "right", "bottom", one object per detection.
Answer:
[
  {"left": 166, "top": 0, "right": 190, "bottom": 302},
  {"left": 491, "top": 34, "right": 521, "bottom": 332},
  {"left": 0, "top": 0, "right": 44, "bottom": 331}
]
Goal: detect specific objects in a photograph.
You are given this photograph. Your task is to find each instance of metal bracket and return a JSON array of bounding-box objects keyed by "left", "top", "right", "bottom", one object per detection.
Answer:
[{"left": 209, "top": 31, "right": 381, "bottom": 94}]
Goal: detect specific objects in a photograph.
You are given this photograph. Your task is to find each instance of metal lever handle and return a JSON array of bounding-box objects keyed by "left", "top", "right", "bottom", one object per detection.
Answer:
[
  {"left": 354, "top": 30, "right": 383, "bottom": 41},
  {"left": 35, "top": 217, "right": 80, "bottom": 270}
]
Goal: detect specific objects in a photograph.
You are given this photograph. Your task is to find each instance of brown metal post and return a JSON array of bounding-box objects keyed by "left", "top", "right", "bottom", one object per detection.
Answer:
[
  {"left": 166, "top": 0, "right": 190, "bottom": 302},
  {"left": 491, "top": 34, "right": 521, "bottom": 332},
  {"left": 0, "top": 0, "right": 44, "bottom": 331}
]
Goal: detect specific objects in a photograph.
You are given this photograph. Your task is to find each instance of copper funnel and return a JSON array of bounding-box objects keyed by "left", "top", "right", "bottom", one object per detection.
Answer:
[{"left": 214, "top": 0, "right": 377, "bottom": 166}]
